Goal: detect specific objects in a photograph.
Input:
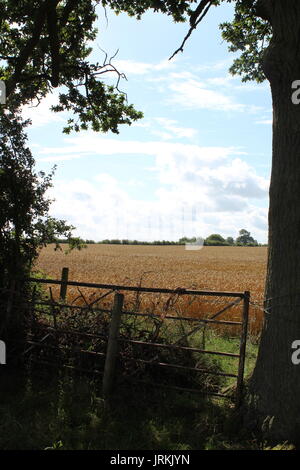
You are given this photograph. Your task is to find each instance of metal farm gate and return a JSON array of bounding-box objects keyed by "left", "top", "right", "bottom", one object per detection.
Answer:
[{"left": 14, "top": 268, "right": 250, "bottom": 408}]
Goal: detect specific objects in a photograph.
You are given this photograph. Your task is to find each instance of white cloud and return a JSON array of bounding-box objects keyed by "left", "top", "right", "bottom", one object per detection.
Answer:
[
  {"left": 40, "top": 154, "right": 82, "bottom": 163},
  {"left": 194, "top": 59, "right": 234, "bottom": 73},
  {"left": 167, "top": 77, "right": 264, "bottom": 113},
  {"left": 152, "top": 151, "right": 269, "bottom": 210},
  {"left": 49, "top": 173, "right": 268, "bottom": 243},
  {"left": 114, "top": 58, "right": 176, "bottom": 76},
  {"left": 168, "top": 78, "right": 246, "bottom": 112},
  {"left": 205, "top": 75, "right": 236, "bottom": 88},
  {"left": 43, "top": 134, "right": 269, "bottom": 242},
  {"left": 130, "top": 116, "right": 198, "bottom": 141},
  {"left": 38, "top": 135, "right": 240, "bottom": 163},
  {"left": 154, "top": 117, "right": 198, "bottom": 139},
  {"left": 205, "top": 75, "right": 268, "bottom": 93},
  {"left": 150, "top": 130, "right": 174, "bottom": 140}
]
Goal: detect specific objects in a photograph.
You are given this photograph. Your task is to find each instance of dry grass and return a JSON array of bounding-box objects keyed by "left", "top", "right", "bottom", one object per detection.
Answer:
[{"left": 35, "top": 244, "right": 267, "bottom": 335}]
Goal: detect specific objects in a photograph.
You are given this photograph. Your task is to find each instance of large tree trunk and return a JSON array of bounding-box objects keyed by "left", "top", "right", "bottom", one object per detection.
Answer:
[{"left": 246, "top": 0, "right": 300, "bottom": 444}]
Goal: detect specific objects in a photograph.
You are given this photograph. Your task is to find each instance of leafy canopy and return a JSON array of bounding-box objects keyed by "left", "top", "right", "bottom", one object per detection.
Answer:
[
  {"left": 0, "top": 0, "right": 143, "bottom": 132},
  {"left": 0, "top": 0, "right": 272, "bottom": 134},
  {"left": 220, "top": 0, "right": 271, "bottom": 82}
]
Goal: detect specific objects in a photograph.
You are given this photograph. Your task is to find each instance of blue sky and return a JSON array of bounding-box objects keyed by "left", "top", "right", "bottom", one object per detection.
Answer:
[{"left": 24, "top": 2, "right": 272, "bottom": 243}]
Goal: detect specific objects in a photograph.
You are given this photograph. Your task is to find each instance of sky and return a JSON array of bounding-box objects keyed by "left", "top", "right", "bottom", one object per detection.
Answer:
[{"left": 24, "top": 2, "right": 272, "bottom": 243}]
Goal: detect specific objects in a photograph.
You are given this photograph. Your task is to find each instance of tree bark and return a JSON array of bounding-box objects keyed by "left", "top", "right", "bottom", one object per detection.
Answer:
[{"left": 245, "top": 0, "right": 300, "bottom": 444}]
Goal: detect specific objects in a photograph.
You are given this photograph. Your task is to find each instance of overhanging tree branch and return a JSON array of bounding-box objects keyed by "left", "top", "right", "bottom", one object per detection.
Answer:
[
  {"left": 6, "top": 0, "right": 78, "bottom": 96},
  {"left": 169, "top": 0, "right": 213, "bottom": 60},
  {"left": 46, "top": 0, "right": 60, "bottom": 87},
  {"left": 6, "top": 1, "right": 48, "bottom": 97}
]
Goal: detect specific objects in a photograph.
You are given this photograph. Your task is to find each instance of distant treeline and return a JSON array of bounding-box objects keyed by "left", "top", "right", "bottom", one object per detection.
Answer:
[{"left": 57, "top": 230, "right": 266, "bottom": 247}]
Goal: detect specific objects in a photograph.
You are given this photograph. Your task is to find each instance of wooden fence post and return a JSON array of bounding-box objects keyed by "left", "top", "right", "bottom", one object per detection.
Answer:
[
  {"left": 236, "top": 290, "right": 250, "bottom": 408},
  {"left": 103, "top": 292, "right": 124, "bottom": 399},
  {"left": 59, "top": 267, "right": 69, "bottom": 301}
]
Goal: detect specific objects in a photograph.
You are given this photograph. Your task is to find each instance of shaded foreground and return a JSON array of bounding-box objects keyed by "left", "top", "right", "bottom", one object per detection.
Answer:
[
  {"left": 1, "top": 333, "right": 291, "bottom": 450},
  {"left": 6, "top": 244, "right": 288, "bottom": 451},
  {"left": 2, "top": 340, "right": 294, "bottom": 450},
  {"left": 0, "top": 337, "right": 260, "bottom": 451}
]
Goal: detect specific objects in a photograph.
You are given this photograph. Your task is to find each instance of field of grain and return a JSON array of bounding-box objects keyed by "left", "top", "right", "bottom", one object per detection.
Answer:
[{"left": 35, "top": 244, "right": 267, "bottom": 335}]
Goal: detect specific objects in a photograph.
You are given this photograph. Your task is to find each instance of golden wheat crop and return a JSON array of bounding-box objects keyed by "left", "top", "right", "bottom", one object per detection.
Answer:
[{"left": 35, "top": 244, "right": 267, "bottom": 335}]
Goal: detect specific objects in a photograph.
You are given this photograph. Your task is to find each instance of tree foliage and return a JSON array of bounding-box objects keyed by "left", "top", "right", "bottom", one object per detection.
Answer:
[
  {"left": 235, "top": 228, "right": 258, "bottom": 246},
  {"left": 0, "top": 110, "right": 88, "bottom": 347},
  {"left": 220, "top": 0, "right": 271, "bottom": 82},
  {"left": 0, "top": 1, "right": 274, "bottom": 132},
  {"left": 0, "top": 110, "right": 85, "bottom": 288},
  {"left": 204, "top": 233, "right": 228, "bottom": 246},
  {"left": 0, "top": 0, "right": 143, "bottom": 132}
]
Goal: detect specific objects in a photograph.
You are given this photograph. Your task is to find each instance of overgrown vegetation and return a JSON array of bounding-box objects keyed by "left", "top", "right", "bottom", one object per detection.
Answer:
[
  {"left": 2, "top": 270, "right": 293, "bottom": 450},
  {"left": 0, "top": 111, "right": 85, "bottom": 351},
  {"left": 0, "top": 279, "right": 266, "bottom": 450},
  {"left": 0, "top": 330, "right": 262, "bottom": 451},
  {"left": 27, "top": 285, "right": 229, "bottom": 395}
]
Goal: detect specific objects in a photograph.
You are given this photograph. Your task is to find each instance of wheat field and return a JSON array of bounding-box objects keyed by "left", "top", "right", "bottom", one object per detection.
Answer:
[{"left": 35, "top": 244, "right": 267, "bottom": 335}]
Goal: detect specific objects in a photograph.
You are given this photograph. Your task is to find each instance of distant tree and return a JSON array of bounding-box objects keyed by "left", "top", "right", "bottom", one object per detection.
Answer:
[
  {"left": 236, "top": 229, "right": 258, "bottom": 246},
  {"left": 205, "top": 234, "right": 229, "bottom": 246},
  {"left": 178, "top": 236, "right": 197, "bottom": 245},
  {"left": 226, "top": 236, "right": 235, "bottom": 246}
]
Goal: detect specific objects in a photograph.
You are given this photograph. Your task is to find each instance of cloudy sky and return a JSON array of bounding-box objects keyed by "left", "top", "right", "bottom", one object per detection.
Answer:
[{"left": 25, "top": 2, "right": 272, "bottom": 243}]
